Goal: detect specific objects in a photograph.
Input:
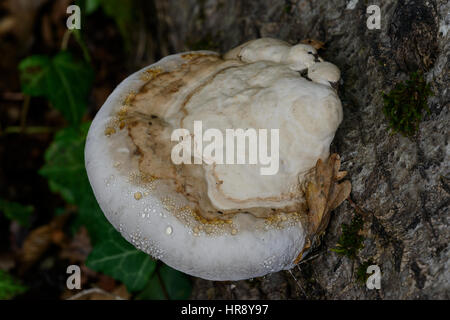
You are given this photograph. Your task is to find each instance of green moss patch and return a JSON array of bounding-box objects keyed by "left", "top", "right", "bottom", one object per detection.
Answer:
[
  {"left": 382, "top": 71, "right": 432, "bottom": 136},
  {"left": 331, "top": 214, "right": 364, "bottom": 260}
]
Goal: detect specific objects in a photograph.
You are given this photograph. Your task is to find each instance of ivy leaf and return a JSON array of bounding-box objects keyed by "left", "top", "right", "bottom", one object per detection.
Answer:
[
  {"left": 85, "top": 0, "right": 101, "bottom": 14},
  {"left": 97, "top": 0, "right": 134, "bottom": 39},
  {"left": 38, "top": 124, "right": 111, "bottom": 243},
  {"left": 0, "top": 270, "right": 27, "bottom": 300},
  {"left": 17, "top": 55, "right": 51, "bottom": 96},
  {"left": 135, "top": 272, "right": 166, "bottom": 300},
  {"left": 159, "top": 265, "right": 192, "bottom": 300},
  {"left": 0, "top": 199, "right": 33, "bottom": 227},
  {"left": 86, "top": 228, "right": 157, "bottom": 292},
  {"left": 39, "top": 123, "right": 90, "bottom": 204},
  {"left": 136, "top": 265, "right": 192, "bottom": 300},
  {"left": 19, "top": 51, "right": 94, "bottom": 125},
  {"left": 76, "top": 195, "right": 112, "bottom": 244}
]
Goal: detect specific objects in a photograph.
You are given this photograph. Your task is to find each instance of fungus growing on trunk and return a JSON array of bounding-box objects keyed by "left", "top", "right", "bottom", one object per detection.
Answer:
[{"left": 85, "top": 38, "right": 351, "bottom": 280}]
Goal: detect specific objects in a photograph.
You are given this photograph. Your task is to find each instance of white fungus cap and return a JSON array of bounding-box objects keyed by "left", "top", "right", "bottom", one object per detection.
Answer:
[{"left": 85, "top": 38, "right": 350, "bottom": 281}]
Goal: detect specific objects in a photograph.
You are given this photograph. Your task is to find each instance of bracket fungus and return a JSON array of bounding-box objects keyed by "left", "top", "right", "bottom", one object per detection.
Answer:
[{"left": 85, "top": 38, "right": 351, "bottom": 281}]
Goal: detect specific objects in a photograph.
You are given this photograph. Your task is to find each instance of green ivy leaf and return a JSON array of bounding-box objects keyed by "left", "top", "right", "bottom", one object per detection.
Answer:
[
  {"left": 0, "top": 270, "right": 27, "bottom": 300},
  {"left": 159, "top": 265, "right": 192, "bottom": 300},
  {"left": 76, "top": 195, "right": 112, "bottom": 244},
  {"left": 39, "top": 123, "right": 91, "bottom": 204},
  {"left": 0, "top": 199, "right": 33, "bottom": 227},
  {"left": 97, "top": 0, "right": 134, "bottom": 39},
  {"left": 17, "top": 55, "right": 51, "bottom": 96},
  {"left": 86, "top": 228, "right": 157, "bottom": 292},
  {"left": 85, "top": 0, "right": 101, "bottom": 14},
  {"left": 19, "top": 52, "right": 93, "bottom": 125},
  {"left": 135, "top": 272, "right": 166, "bottom": 300},
  {"left": 38, "top": 124, "right": 111, "bottom": 243},
  {"left": 137, "top": 265, "right": 192, "bottom": 300}
]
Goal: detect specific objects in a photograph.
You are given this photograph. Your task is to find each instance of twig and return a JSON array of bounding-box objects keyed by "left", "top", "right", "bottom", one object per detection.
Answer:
[
  {"left": 1, "top": 92, "right": 24, "bottom": 101},
  {"left": 346, "top": 196, "right": 367, "bottom": 215},
  {"left": 73, "top": 30, "right": 92, "bottom": 63},
  {"left": 1, "top": 126, "right": 55, "bottom": 135},
  {"left": 61, "top": 30, "right": 73, "bottom": 51},
  {"left": 297, "top": 253, "right": 320, "bottom": 265},
  {"left": 67, "top": 288, "right": 125, "bottom": 300},
  {"left": 20, "top": 95, "right": 30, "bottom": 133},
  {"left": 288, "top": 269, "right": 308, "bottom": 298}
]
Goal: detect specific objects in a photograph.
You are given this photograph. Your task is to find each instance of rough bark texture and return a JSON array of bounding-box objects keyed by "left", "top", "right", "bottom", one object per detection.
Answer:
[{"left": 152, "top": 0, "right": 449, "bottom": 299}]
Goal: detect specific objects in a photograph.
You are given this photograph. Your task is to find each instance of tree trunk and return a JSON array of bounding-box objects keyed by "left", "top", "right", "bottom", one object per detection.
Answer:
[{"left": 149, "top": 0, "right": 449, "bottom": 299}]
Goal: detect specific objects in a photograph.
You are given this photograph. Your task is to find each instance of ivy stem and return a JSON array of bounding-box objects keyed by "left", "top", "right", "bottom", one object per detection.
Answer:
[
  {"left": 73, "top": 30, "right": 92, "bottom": 63},
  {"left": 61, "top": 30, "right": 73, "bottom": 51},
  {"left": 346, "top": 196, "right": 367, "bottom": 216}
]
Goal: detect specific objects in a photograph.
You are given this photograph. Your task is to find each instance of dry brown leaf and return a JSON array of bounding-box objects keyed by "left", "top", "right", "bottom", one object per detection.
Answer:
[
  {"left": 19, "top": 225, "right": 53, "bottom": 273},
  {"left": 19, "top": 213, "right": 70, "bottom": 273},
  {"left": 307, "top": 154, "right": 351, "bottom": 235},
  {"left": 0, "top": 252, "right": 15, "bottom": 271},
  {"left": 294, "top": 154, "right": 351, "bottom": 264},
  {"left": 112, "top": 284, "right": 131, "bottom": 300},
  {"left": 59, "top": 227, "right": 92, "bottom": 264},
  {"left": 96, "top": 274, "right": 117, "bottom": 292}
]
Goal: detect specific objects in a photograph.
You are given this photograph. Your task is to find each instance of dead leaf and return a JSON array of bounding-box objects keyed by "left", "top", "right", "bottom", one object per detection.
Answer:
[
  {"left": 19, "top": 213, "right": 70, "bottom": 273},
  {"left": 294, "top": 154, "right": 351, "bottom": 264},
  {"left": 112, "top": 284, "right": 131, "bottom": 300},
  {"left": 0, "top": 252, "right": 15, "bottom": 271},
  {"left": 59, "top": 227, "right": 92, "bottom": 264},
  {"left": 96, "top": 274, "right": 117, "bottom": 292}
]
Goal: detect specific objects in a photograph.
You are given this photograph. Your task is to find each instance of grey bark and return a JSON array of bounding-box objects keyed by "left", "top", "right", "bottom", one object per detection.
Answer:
[{"left": 150, "top": 0, "right": 449, "bottom": 299}]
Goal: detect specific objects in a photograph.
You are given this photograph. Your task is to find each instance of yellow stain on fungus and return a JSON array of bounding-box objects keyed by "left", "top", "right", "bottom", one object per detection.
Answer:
[
  {"left": 104, "top": 127, "right": 116, "bottom": 136},
  {"left": 181, "top": 53, "right": 213, "bottom": 60},
  {"left": 141, "top": 68, "right": 163, "bottom": 81},
  {"left": 123, "top": 92, "right": 136, "bottom": 107}
]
